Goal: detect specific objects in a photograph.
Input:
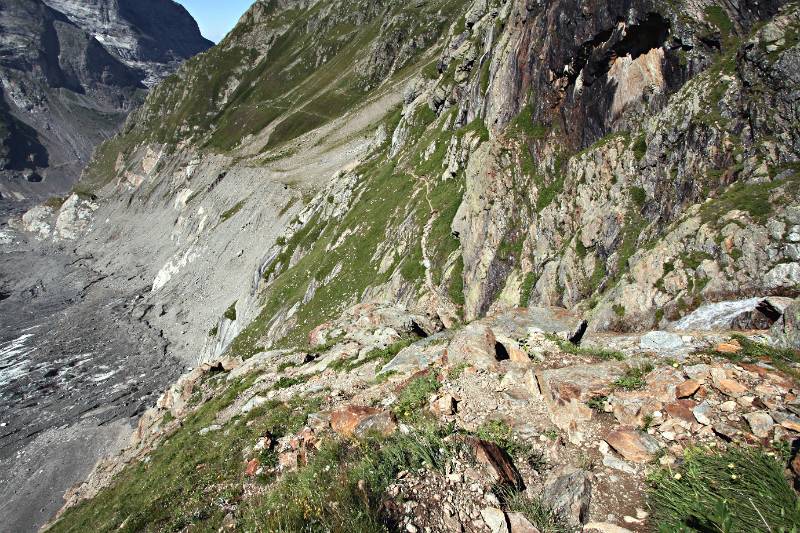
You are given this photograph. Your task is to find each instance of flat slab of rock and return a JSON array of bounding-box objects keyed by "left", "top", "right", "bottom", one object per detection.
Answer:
[
  {"left": 639, "top": 331, "right": 684, "bottom": 353},
  {"left": 743, "top": 411, "right": 774, "bottom": 438},
  {"left": 524, "top": 307, "right": 587, "bottom": 342},
  {"left": 469, "top": 438, "right": 523, "bottom": 489},
  {"left": 379, "top": 335, "right": 448, "bottom": 376},
  {"left": 330, "top": 405, "right": 396, "bottom": 438},
  {"left": 676, "top": 379, "right": 702, "bottom": 398},
  {"left": 605, "top": 428, "right": 661, "bottom": 462},
  {"left": 538, "top": 362, "right": 627, "bottom": 443}
]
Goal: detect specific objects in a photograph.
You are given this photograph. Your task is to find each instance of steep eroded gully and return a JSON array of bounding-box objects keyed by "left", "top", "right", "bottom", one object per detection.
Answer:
[{"left": 0, "top": 215, "right": 183, "bottom": 533}]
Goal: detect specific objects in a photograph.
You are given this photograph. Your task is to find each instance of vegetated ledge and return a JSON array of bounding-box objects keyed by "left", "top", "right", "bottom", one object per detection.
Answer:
[{"left": 48, "top": 302, "right": 800, "bottom": 532}]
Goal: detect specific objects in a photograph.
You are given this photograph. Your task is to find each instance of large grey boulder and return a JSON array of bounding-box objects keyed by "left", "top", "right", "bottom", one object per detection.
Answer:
[
  {"left": 541, "top": 465, "right": 592, "bottom": 526},
  {"left": 771, "top": 298, "right": 800, "bottom": 350}
]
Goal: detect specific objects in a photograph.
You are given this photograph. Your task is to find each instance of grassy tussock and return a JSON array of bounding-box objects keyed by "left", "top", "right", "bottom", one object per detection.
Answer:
[
  {"left": 240, "top": 426, "right": 457, "bottom": 532},
  {"left": 648, "top": 446, "right": 800, "bottom": 532}
]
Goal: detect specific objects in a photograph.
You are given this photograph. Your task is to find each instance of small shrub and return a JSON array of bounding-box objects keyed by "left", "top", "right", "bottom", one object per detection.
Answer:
[
  {"left": 614, "top": 363, "right": 653, "bottom": 391},
  {"left": 475, "top": 419, "right": 520, "bottom": 456},
  {"left": 223, "top": 301, "right": 237, "bottom": 321},
  {"left": 632, "top": 135, "right": 647, "bottom": 161},
  {"left": 612, "top": 304, "right": 626, "bottom": 318},
  {"left": 447, "top": 362, "right": 470, "bottom": 380},
  {"left": 543, "top": 429, "right": 559, "bottom": 440},
  {"left": 277, "top": 361, "right": 297, "bottom": 373},
  {"left": 501, "top": 489, "right": 573, "bottom": 533},
  {"left": 393, "top": 374, "right": 441, "bottom": 421},
  {"left": 586, "top": 396, "right": 608, "bottom": 412}
]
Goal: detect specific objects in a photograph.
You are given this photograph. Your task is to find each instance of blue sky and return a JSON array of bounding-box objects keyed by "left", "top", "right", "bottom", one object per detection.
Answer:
[{"left": 176, "top": 0, "right": 254, "bottom": 43}]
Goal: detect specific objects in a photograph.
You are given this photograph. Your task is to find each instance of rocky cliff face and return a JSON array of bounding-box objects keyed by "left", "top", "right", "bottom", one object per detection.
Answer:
[
  {"left": 42, "top": 0, "right": 215, "bottom": 85},
  {"left": 0, "top": 0, "right": 211, "bottom": 202},
  {"left": 68, "top": 0, "right": 800, "bottom": 362},
  {"left": 10, "top": 0, "right": 800, "bottom": 529}
]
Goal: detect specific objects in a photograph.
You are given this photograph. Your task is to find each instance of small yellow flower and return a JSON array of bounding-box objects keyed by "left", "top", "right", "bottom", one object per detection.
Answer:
[
  {"left": 672, "top": 363, "right": 679, "bottom": 368},
  {"left": 674, "top": 473, "right": 682, "bottom": 480},
  {"left": 731, "top": 474, "right": 738, "bottom": 480},
  {"left": 727, "top": 463, "right": 735, "bottom": 469}
]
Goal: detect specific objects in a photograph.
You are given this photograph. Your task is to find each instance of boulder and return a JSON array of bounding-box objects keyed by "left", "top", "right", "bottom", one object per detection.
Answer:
[
  {"left": 524, "top": 307, "right": 587, "bottom": 343},
  {"left": 379, "top": 335, "right": 448, "bottom": 376},
  {"left": 771, "top": 298, "right": 800, "bottom": 349},
  {"left": 537, "top": 361, "right": 627, "bottom": 443},
  {"left": 507, "top": 512, "right": 541, "bottom": 533},
  {"left": 605, "top": 428, "right": 661, "bottom": 463},
  {"left": 330, "top": 405, "right": 396, "bottom": 438},
  {"left": 469, "top": 438, "right": 524, "bottom": 489},
  {"left": 447, "top": 323, "right": 499, "bottom": 369},
  {"left": 481, "top": 507, "right": 510, "bottom": 533},
  {"left": 541, "top": 465, "right": 592, "bottom": 525}
]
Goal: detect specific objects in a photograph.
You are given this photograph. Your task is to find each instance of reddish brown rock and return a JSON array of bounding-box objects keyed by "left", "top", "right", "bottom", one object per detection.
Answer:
[
  {"left": 716, "top": 379, "right": 748, "bottom": 397},
  {"left": 605, "top": 428, "right": 661, "bottom": 463},
  {"left": 537, "top": 361, "right": 627, "bottom": 443},
  {"left": 244, "top": 458, "right": 259, "bottom": 477},
  {"left": 664, "top": 399, "right": 697, "bottom": 422},
  {"left": 469, "top": 438, "right": 524, "bottom": 489},
  {"left": 330, "top": 405, "right": 396, "bottom": 438},
  {"left": 278, "top": 450, "right": 300, "bottom": 471},
  {"left": 715, "top": 341, "right": 741, "bottom": 354},
  {"left": 676, "top": 379, "right": 702, "bottom": 399}
]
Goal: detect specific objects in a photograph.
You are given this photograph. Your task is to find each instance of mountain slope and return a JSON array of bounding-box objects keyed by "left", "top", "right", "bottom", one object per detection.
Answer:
[
  {"left": 33, "top": 0, "right": 800, "bottom": 530},
  {"left": 0, "top": 0, "right": 211, "bottom": 202},
  {"left": 73, "top": 0, "right": 799, "bottom": 360}
]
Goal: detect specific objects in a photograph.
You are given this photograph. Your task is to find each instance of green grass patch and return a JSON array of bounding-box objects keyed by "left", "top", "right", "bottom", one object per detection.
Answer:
[
  {"left": 648, "top": 446, "right": 800, "bottom": 532},
  {"left": 552, "top": 336, "right": 625, "bottom": 361},
  {"left": 50, "top": 376, "right": 318, "bottom": 532},
  {"left": 223, "top": 301, "right": 238, "bottom": 321},
  {"left": 632, "top": 134, "right": 647, "bottom": 161},
  {"left": 240, "top": 424, "right": 458, "bottom": 531},
  {"left": 220, "top": 200, "right": 245, "bottom": 222},
  {"left": 393, "top": 374, "right": 441, "bottom": 421},
  {"left": 613, "top": 363, "right": 654, "bottom": 391}
]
